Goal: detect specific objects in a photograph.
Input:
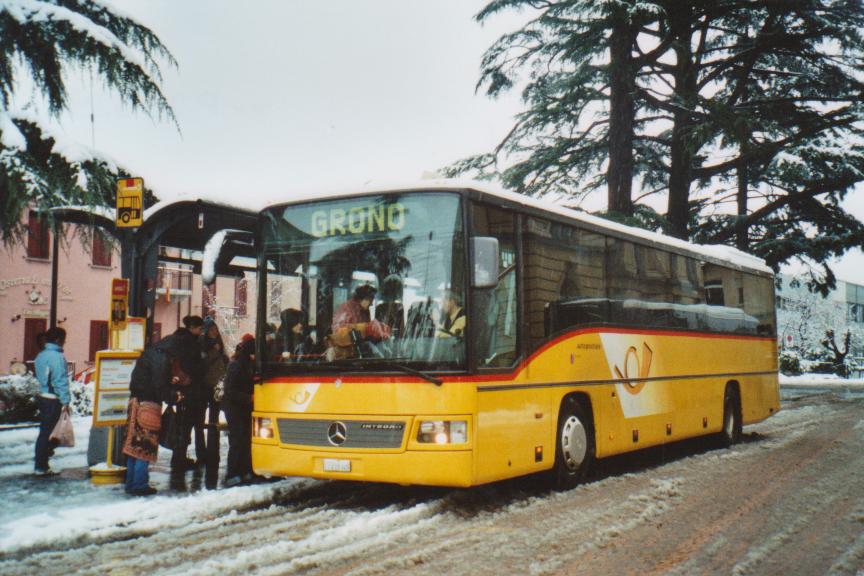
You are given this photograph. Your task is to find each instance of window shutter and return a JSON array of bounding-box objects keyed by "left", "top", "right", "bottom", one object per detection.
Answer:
[
  {"left": 92, "top": 230, "right": 112, "bottom": 267},
  {"left": 89, "top": 321, "right": 109, "bottom": 361},
  {"left": 27, "top": 211, "right": 50, "bottom": 259}
]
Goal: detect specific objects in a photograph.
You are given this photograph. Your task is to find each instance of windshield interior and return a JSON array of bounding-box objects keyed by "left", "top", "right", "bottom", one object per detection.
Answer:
[{"left": 260, "top": 192, "right": 466, "bottom": 373}]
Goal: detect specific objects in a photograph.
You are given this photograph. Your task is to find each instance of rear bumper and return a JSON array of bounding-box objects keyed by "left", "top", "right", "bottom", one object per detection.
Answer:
[{"left": 252, "top": 442, "right": 474, "bottom": 487}]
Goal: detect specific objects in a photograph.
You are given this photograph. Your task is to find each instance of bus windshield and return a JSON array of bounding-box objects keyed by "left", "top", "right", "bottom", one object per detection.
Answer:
[{"left": 260, "top": 192, "right": 466, "bottom": 374}]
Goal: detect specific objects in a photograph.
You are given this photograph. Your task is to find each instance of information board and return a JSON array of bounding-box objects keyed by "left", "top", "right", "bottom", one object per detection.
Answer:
[
  {"left": 92, "top": 350, "right": 140, "bottom": 427},
  {"left": 121, "top": 317, "right": 146, "bottom": 351}
]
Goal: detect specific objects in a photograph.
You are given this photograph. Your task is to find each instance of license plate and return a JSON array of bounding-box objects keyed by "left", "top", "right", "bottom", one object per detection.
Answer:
[{"left": 324, "top": 458, "right": 351, "bottom": 472}]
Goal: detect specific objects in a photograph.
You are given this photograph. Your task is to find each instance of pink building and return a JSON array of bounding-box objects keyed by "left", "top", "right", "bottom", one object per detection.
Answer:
[{"left": 1, "top": 211, "right": 254, "bottom": 375}]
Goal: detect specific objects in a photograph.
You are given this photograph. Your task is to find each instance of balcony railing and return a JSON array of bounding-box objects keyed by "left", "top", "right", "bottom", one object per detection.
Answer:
[{"left": 156, "top": 265, "right": 193, "bottom": 298}]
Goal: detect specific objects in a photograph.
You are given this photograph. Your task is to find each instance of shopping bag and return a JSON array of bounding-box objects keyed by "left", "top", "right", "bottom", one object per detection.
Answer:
[
  {"left": 49, "top": 409, "right": 75, "bottom": 447},
  {"left": 158, "top": 406, "right": 181, "bottom": 450}
]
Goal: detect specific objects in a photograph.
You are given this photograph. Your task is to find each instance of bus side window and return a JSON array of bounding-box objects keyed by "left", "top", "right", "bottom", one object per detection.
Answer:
[
  {"left": 523, "top": 217, "right": 606, "bottom": 351},
  {"left": 745, "top": 272, "right": 776, "bottom": 336},
  {"left": 472, "top": 204, "right": 518, "bottom": 368}
]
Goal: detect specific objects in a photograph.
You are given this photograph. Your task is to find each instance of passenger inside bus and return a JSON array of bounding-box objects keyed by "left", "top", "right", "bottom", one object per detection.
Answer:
[
  {"left": 276, "top": 308, "right": 313, "bottom": 361},
  {"left": 374, "top": 275, "right": 405, "bottom": 337},
  {"left": 328, "top": 285, "right": 391, "bottom": 359},
  {"left": 435, "top": 290, "right": 465, "bottom": 338}
]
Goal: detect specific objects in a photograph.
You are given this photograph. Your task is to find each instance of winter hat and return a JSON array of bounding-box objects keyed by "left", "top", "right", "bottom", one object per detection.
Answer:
[{"left": 240, "top": 333, "right": 255, "bottom": 343}]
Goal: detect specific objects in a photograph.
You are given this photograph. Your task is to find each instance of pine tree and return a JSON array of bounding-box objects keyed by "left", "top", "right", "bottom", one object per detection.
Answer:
[
  {"left": 686, "top": 1, "right": 864, "bottom": 286},
  {"left": 0, "top": 0, "right": 176, "bottom": 242},
  {"left": 443, "top": 0, "right": 668, "bottom": 217},
  {"left": 454, "top": 0, "right": 864, "bottom": 286}
]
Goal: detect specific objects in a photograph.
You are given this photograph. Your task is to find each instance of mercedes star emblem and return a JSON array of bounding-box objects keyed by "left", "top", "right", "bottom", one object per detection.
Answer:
[{"left": 327, "top": 421, "right": 348, "bottom": 446}]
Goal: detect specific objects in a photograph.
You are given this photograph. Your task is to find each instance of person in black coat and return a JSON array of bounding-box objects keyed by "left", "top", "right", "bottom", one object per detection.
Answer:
[
  {"left": 159, "top": 315, "right": 205, "bottom": 474},
  {"left": 223, "top": 335, "right": 256, "bottom": 487},
  {"left": 123, "top": 335, "right": 182, "bottom": 496}
]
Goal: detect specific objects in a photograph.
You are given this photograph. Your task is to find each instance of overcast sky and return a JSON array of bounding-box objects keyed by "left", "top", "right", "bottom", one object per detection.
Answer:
[
  {"left": 60, "top": 0, "right": 524, "bottom": 201},
  {"left": 54, "top": 0, "right": 864, "bottom": 282}
]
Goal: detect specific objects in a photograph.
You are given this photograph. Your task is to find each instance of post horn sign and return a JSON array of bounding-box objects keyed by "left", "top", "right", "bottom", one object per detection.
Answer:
[{"left": 116, "top": 178, "right": 144, "bottom": 228}]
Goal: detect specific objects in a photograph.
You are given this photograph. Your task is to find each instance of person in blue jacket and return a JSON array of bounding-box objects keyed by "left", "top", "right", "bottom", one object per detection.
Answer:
[{"left": 33, "top": 327, "right": 70, "bottom": 476}]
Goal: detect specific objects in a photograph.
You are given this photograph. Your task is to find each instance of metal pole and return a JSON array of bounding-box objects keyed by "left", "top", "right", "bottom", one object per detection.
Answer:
[{"left": 49, "top": 222, "right": 60, "bottom": 329}]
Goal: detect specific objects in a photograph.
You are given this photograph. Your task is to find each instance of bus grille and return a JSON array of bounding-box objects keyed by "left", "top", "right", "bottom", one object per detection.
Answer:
[{"left": 276, "top": 418, "right": 406, "bottom": 449}]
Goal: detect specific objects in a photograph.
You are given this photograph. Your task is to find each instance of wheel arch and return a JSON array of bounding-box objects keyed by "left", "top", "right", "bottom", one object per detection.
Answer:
[
  {"left": 559, "top": 392, "right": 596, "bottom": 437},
  {"left": 725, "top": 380, "right": 742, "bottom": 409}
]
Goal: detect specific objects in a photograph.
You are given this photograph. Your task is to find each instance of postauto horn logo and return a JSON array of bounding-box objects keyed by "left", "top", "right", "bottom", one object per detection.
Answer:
[{"left": 613, "top": 342, "right": 653, "bottom": 395}]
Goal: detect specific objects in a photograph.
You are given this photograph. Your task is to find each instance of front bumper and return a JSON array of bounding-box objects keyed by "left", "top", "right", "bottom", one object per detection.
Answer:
[{"left": 251, "top": 442, "right": 474, "bottom": 487}]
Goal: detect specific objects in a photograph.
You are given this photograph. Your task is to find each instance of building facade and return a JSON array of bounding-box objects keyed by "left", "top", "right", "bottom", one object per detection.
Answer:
[{"left": 1, "top": 211, "right": 255, "bottom": 376}]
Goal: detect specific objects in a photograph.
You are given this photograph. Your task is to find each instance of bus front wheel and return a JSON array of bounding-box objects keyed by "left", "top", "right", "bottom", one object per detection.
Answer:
[
  {"left": 719, "top": 385, "right": 742, "bottom": 447},
  {"left": 552, "top": 398, "right": 595, "bottom": 489}
]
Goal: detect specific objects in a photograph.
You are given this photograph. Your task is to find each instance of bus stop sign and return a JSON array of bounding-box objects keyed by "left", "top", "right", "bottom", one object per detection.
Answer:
[{"left": 116, "top": 178, "right": 143, "bottom": 227}]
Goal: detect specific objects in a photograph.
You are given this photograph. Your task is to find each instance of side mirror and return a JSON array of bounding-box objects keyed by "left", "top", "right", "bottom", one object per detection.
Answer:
[
  {"left": 471, "top": 237, "right": 499, "bottom": 289},
  {"left": 202, "top": 229, "right": 254, "bottom": 285}
]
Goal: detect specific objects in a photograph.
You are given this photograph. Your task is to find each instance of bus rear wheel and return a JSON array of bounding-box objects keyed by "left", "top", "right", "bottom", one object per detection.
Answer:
[
  {"left": 719, "top": 386, "right": 742, "bottom": 447},
  {"left": 552, "top": 399, "right": 595, "bottom": 489}
]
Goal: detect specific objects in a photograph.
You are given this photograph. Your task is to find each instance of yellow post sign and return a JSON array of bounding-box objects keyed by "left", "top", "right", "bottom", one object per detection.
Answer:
[
  {"left": 110, "top": 278, "right": 129, "bottom": 332},
  {"left": 92, "top": 350, "right": 139, "bottom": 427},
  {"left": 90, "top": 350, "right": 139, "bottom": 484},
  {"left": 116, "top": 178, "right": 143, "bottom": 227}
]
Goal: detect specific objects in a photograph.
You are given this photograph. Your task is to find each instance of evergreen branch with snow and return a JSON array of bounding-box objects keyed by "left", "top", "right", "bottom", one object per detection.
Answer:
[{"left": 0, "top": 0, "right": 175, "bottom": 242}]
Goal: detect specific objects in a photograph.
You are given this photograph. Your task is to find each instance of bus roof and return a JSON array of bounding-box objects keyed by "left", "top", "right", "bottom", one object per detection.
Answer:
[{"left": 263, "top": 178, "right": 773, "bottom": 276}]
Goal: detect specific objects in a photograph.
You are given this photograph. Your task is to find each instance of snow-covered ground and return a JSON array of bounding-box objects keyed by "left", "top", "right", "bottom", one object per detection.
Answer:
[
  {"left": 0, "top": 415, "right": 302, "bottom": 553},
  {"left": 780, "top": 373, "right": 864, "bottom": 389},
  {"left": 0, "top": 377, "right": 862, "bottom": 575}
]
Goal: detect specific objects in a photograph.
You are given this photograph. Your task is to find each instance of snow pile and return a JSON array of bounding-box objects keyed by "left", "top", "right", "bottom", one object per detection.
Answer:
[
  {"left": 0, "top": 478, "right": 304, "bottom": 554},
  {"left": 0, "top": 374, "right": 39, "bottom": 424},
  {"left": 201, "top": 229, "right": 229, "bottom": 284},
  {"left": 194, "top": 501, "right": 445, "bottom": 575},
  {"left": 0, "top": 371, "right": 94, "bottom": 423},
  {"left": 780, "top": 374, "right": 864, "bottom": 390},
  {"left": 68, "top": 371, "right": 94, "bottom": 416}
]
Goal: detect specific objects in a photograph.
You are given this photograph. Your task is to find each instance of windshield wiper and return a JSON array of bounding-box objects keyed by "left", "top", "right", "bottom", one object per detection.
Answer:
[
  {"left": 377, "top": 361, "right": 443, "bottom": 386},
  {"left": 329, "top": 357, "right": 443, "bottom": 386}
]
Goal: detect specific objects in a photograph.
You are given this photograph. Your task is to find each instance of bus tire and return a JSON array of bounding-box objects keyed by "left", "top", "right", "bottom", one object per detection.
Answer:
[
  {"left": 121, "top": 212, "right": 130, "bottom": 223},
  {"left": 719, "top": 385, "right": 742, "bottom": 447},
  {"left": 552, "top": 398, "right": 595, "bottom": 489}
]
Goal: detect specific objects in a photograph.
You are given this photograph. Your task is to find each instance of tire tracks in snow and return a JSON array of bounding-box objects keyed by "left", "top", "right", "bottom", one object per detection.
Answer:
[{"left": 2, "top": 395, "right": 860, "bottom": 576}]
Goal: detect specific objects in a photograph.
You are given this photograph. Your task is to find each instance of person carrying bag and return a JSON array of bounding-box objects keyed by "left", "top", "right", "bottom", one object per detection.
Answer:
[
  {"left": 122, "top": 335, "right": 183, "bottom": 496},
  {"left": 33, "top": 328, "right": 71, "bottom": 476}
]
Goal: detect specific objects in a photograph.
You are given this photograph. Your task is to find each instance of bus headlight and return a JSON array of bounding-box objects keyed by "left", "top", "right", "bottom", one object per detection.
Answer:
[
  {"left": 417, "top": 420, "right": 467, "bottom": 444},
  {"left": 253, "top": 417, "right": 274, "bottom": 439}
]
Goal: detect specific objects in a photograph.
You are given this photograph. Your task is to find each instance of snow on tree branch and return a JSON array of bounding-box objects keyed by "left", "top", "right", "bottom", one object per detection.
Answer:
[{"left": 0, "top": 0, "right": 176, "bottom": 243}]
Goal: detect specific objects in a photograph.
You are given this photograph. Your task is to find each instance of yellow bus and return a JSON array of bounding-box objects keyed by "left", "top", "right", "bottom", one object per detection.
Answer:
[{"left": 250, "top": 182, "right": 779, "bottom": 488}]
